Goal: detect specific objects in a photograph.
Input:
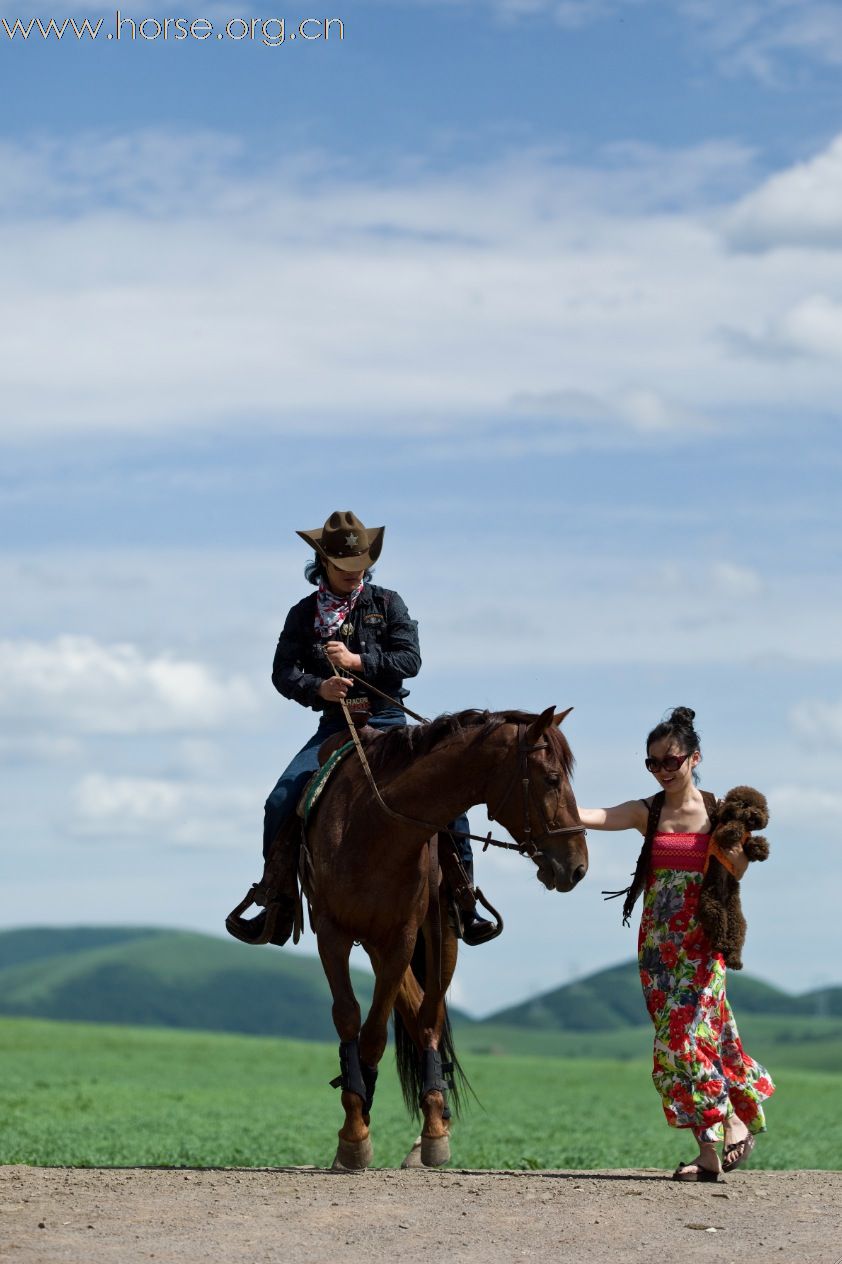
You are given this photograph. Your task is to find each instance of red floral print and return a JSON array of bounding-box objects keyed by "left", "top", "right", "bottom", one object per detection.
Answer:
[{"left": 639, "top": 857, "right": 775, "bottom": 1140}]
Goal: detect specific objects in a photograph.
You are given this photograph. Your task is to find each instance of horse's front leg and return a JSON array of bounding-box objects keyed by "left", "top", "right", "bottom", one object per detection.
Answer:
[
  {"left": 359, "top": 932, "right": 416, "bottom": 1073},
  {"left": 316, "top": 917, "right": 371, "bottom": 1172},
  {"left": 415, "top": 906, "right": 459, "bottom": 1168}
]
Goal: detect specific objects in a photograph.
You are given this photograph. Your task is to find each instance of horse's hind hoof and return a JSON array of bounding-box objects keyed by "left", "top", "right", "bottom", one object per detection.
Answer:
[
  {"left": 420, "top": 1134, "right": 451, "bottom": 1167},
  {"left": 400, "top": 1136, "right": 423, "bottom": 1169},
  {"left": 331, "top": 1136, "right": 373, "bottom": 1172}
]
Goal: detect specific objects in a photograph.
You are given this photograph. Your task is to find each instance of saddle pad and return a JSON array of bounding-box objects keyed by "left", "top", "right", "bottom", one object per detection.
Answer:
[{"left": 296, "top": 740, "right": 355, "bottom": 824}]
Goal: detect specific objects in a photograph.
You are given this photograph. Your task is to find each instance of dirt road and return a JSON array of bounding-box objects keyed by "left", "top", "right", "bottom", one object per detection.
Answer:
[{"left": 1, "top": 1166, "right": 840, "bottom": 1264}]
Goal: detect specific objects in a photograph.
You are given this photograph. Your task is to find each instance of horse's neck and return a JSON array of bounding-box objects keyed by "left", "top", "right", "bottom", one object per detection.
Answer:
[{"left": 383, "top": 728, "right": 503, "bottom": 827}]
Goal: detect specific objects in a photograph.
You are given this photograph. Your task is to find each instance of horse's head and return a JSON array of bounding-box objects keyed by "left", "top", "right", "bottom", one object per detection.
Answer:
[{"left": 489, "top": 706, "right": 588, "bottom": 893}]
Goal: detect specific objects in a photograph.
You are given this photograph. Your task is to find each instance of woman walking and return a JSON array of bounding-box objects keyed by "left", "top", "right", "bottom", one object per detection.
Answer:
[{"left": 578, "top": 707, "right": 775, "bottom": 1180}]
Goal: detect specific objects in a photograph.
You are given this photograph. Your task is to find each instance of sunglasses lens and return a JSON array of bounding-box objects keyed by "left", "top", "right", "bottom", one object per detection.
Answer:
[{"left": 645, "top": 754, "right": 685, "bottom": 773}]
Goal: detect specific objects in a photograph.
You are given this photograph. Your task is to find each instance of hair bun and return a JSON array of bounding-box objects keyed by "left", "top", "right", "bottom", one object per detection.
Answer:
[{"left": 670, "top": 706, "right": 696, "bottom": 724}]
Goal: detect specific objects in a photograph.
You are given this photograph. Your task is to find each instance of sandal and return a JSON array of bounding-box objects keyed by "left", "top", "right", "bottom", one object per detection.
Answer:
[
  {"left": 672, "top": 1161, "right": 722, "bottom": 1183},
  {"left": 723, "top": 1132, "right": 756, "bottom": 1173}
]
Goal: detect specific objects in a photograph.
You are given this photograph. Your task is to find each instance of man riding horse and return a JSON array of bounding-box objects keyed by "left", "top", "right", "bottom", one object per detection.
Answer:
[{"left": 232, "top": 509, "right": 494, "bottom": 947}]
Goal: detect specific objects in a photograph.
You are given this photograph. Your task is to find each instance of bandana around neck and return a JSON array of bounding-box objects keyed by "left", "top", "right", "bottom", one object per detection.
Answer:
[{"left": 315, "top": 577, "right": 364, "bottom": 640}]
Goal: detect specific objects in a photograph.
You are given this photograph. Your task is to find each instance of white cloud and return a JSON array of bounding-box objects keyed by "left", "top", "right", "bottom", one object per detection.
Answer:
[
  {"left": 509, "top": 385, "right": 711, "bottom": 433},
  {"left": 777, "top": 295, "right": 842, "bottom": 358},
  {"left": 634, "top": 561, "right": 765, "bottom": 600},
  {"left": 422, "top": 0, "right": 842, "bottom": 78},
  {"left": 15, "top": 0, "right": 842, "bottom": 82},
  {"left": 722, "top": 293, "right": 842, "bottom": 362},
  {"left": 0, "top": 635, "right": 258, "bottom": 735},
  {"left": 767, "top": 783, "right": 842, "bottom": 828},
  {"left": 790, "top": 698, "right": 842, "bottom": 746},
  {"left": 0, "top": 735, "right": 82, "bottom": 763},
  {"left": 708, "top": 562, "right": 764, "bottom": 598},
  {"left": 4, "top": 130, "right": 842, "bottom": 443},
  {"left": 71, "top": 772, "right": 256, "bottom": 848},
  {"left": 417, "top": 553, "right": 838, "bottom": 670},
  {"left": 725, "top": 136, "right": 842, "bottom": 251}
]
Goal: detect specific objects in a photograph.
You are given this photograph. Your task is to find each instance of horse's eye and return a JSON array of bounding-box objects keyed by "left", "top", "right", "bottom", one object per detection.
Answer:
[{"left": 544, "top": 773, "right": 560, "bottom": 787}]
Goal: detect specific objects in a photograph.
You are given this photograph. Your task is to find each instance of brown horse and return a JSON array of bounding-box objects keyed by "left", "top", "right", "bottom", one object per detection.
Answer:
[{"left": 301, "top": 704, "right": 587, "bottom": 1171}]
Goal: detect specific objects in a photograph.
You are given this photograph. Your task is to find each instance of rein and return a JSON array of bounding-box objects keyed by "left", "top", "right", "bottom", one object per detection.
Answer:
[{"left": 327, "top": 664, "right": 431, "bottom": 724}]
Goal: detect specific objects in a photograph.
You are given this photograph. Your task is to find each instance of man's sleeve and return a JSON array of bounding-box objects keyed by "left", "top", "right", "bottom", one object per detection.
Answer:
[
  {"left": 359, "top": 592, "right": 422, "bottom": 687},
  {"left": 271, "top": 604, "right": 324, "bottom": 710}
]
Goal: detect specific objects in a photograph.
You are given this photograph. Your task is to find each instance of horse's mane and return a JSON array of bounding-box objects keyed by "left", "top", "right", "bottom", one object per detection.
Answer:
[{"left": 365, "top": 708, "right": 574, "bottom": 779}]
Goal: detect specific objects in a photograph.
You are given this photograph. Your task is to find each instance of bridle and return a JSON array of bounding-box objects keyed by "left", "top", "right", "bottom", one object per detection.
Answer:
[
  {"left": 326, "top": 661, "right": 585, "bottom": 861},
  {"left": 482, "top": 722, "right": 587, "bottom": 861}
]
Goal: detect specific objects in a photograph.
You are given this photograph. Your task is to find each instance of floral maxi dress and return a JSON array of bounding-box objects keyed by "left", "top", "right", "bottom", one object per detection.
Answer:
[{"left": 638, "top": 832, "right": 775, "bottom": 1142}]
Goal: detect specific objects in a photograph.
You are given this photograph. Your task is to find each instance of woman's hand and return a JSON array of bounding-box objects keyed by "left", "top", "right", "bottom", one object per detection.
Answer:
[
  {"left": 318, "top": 675, "right": 354, "bottom": 702},
  {"left": 324, "top": 641, "right": 363, "bottom": 673},
  {"left": 711, "top": 837, "right": 750, "bottom": 880}
]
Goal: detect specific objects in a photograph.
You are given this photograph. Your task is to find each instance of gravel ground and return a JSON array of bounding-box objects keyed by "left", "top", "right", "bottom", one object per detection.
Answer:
[{"left": 1, "top": 1166, "right": 841, "bottom": 1264}]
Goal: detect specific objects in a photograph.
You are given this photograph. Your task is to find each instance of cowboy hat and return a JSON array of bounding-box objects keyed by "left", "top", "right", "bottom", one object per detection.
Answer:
[{"left": 297, "top": 510, "right": 385, "bottom": 573}]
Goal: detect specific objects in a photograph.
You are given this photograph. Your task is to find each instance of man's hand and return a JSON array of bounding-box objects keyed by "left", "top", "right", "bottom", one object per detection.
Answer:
[
  {"left": 318, "top": 675, "right": 354, "bottom": 703},
  {"left": 324, "top": 641, "right": 363, "bottom": 673}
]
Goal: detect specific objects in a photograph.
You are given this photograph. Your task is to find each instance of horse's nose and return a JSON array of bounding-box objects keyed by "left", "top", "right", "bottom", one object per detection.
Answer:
[{"left": 538, "top": 856, "right": 587, "bottom": 892}]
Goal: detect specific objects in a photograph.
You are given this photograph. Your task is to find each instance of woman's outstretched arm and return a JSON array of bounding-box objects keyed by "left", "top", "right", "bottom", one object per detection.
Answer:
[{"left": 578, "top": 800, "right": 649, "bottom": 834}]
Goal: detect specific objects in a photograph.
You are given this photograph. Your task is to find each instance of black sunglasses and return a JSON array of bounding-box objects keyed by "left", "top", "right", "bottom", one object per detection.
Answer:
[{"left": 645, "top": 752, "right": 692, "bottom": 774}]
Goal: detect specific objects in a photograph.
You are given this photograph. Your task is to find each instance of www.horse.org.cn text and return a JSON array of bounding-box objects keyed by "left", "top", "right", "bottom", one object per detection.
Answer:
[{"left": 0, "top": 13, "right": 345, "bottom": 45}]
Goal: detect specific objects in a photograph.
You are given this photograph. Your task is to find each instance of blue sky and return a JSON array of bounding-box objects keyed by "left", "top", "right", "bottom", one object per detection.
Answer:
[{"left": 2, "top": 0, "right": 841, "bottom": 1014}]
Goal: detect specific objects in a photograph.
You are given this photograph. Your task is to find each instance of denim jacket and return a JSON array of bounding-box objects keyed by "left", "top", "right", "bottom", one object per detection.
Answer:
[{"left": 271, "top": 583, "right": 421, "bottom": 718}]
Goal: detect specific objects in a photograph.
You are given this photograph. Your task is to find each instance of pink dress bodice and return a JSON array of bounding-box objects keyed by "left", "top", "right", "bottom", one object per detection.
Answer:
[{"left": 650, "top": 831, "right": 710, "bottom": 872}]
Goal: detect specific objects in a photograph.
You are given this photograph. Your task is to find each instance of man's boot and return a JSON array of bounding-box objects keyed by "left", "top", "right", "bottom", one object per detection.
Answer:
[
  {"left": 225, "top": 818, "right": 300, "bottom": 947},
  {"left": 439, "top": 836, "right": 500, "bottom": 947},
  {"left": 459, "top": 858, "right": 498, "bottom": 946}
]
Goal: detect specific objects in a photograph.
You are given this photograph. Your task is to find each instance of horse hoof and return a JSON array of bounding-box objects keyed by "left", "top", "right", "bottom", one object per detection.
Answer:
[
  {"left": 420, "top": 1133, "right": 451, "bottom": 1168},
  {"left": 400, "top": 1136, "right": 423, "bottom": 1169},
  {"left": 331, "top": 1136, "right": 373, "bottom": 1172}
]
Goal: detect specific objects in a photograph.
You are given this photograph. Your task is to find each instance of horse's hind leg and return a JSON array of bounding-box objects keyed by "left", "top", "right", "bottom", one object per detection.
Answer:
[
  {"left": 417, "top": 919, "right": 459, "bottom": 1167},
  {"left": 397, "top": 911, "right": 460, "bottom": 1169},
  {"left": 316, "top": 918, "right": 371, "bottom": 1172}
]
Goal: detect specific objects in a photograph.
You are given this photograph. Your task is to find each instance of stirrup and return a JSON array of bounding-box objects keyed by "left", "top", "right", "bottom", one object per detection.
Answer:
[
  {"left": 460, "top": 888, "right": 503, "bottom": 946},
  {"left": 225, "top": 885, "right": 295, "bottom": 946}
]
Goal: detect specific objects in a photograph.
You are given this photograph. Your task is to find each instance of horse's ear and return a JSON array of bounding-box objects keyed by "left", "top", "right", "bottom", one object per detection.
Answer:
[
  {"left": 553, "top": 707, "right": 574, "bottom": 727},
  {"left": 526, "top": 705, "right": 557, "bottom": 744}
]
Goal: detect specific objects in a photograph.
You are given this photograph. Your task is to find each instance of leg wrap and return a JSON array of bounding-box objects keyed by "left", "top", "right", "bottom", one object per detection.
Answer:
[
  {"left": 330, "top": 1039, "right": 378, "bottom": 1114},
  {"left": 420, "top": 1049, "right": 453, "bottom": 1120},
  {"left": 361, "top": 1063, "right": 378, "bottom": 1115}
]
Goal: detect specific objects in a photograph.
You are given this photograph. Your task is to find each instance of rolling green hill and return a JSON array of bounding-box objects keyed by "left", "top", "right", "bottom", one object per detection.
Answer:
[
  {"left": 0, "top": 927, "right": 374, "bottom": 1040},
  {"left": 1, "top": 927, "right": 839, "bottom": 1069},
  {"left": 484, "top": 959, "right": 840, "bottom": 1031}
]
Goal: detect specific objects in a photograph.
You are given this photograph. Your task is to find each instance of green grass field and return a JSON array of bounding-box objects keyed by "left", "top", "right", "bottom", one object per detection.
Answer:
[{"left": 1, "top": 1017, "right": 839, "bottom": 1171}]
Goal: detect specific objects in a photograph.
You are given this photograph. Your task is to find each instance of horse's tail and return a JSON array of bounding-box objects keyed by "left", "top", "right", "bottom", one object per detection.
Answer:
[{"left": 393, "top": 929, "right": 469, "bottom": 1119}]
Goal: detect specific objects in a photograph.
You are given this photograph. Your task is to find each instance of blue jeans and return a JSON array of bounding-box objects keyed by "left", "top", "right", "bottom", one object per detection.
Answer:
[{"left": 263, "top": 707, "right": 472, "bottom": 867}]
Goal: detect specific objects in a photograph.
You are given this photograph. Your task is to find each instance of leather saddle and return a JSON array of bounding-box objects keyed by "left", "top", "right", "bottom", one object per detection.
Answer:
[{"left": 317, "top": 724, "right": 383, "bottom": 766}]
